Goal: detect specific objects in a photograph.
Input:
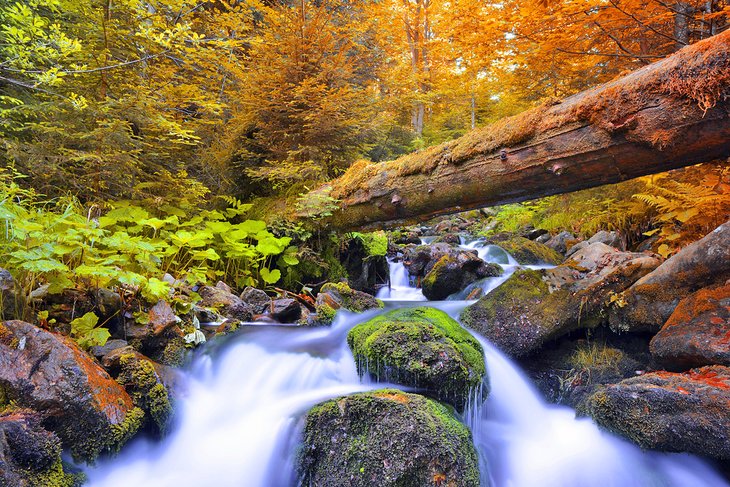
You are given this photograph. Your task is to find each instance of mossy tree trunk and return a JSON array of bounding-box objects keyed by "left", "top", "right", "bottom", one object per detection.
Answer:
[{"left": 305, "top": 30, "right": 730, "bottom": 230}]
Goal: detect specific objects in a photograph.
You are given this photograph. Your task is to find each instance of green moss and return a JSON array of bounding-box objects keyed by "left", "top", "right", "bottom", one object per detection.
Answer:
[
  {"left": 490, "top": 236, "right": 563, "bottom": 265},
  {"left": 348, "top": 307, "right": 486, "bottom": 409},
  {"left": 117, "top": 354, "right": 173, "bottom": 435},
  {"left": 300, "top": 389, "right": 480, "bottom": 487},
  {"left": 314, "top": 303, "right": 337, "bottom": 325},
  {"left": 26, "top": 459, "right": 85, "bottom": 487},
  {"left": 320, "top": 282, "right": 383, "bottom": 312},
  {"left": 110, "top": 407, "right": 144, "bottom": 453}
]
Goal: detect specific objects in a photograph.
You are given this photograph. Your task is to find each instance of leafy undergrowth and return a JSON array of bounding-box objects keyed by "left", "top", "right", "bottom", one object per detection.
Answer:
[{"left": 0, "top": 169, "right": 299, "bottom": 322}]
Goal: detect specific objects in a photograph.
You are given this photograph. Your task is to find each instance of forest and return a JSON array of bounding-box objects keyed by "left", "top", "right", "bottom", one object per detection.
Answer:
[{"left": 1, "top": 1, "right": 729, "bottom": 486}]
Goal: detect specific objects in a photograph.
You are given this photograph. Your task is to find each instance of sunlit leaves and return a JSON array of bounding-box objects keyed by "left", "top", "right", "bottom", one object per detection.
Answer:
[{"left": 70, "top": 312, "right": 110, "bottom": 350}]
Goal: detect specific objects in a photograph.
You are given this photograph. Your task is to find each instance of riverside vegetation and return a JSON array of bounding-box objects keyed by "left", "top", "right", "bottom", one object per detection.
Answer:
[{"left": 1, "top": 0, "right": 730, "bottom": 485}]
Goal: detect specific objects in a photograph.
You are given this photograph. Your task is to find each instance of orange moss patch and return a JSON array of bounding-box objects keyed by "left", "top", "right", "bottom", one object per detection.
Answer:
[
  {"left": 664, "top": 283, "right": 730, "bottom": 329},
  {"left": 58, "top": 334, "right": 133, "bottom": 423},
  {"left": 373, "top": 391, "right": 411, "bottom": 404},
  {"left": 688, "top": 369, "right": 730, "bottom": 390}
]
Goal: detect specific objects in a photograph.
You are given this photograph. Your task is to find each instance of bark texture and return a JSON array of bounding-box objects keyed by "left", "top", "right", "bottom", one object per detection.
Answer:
[{"left": 306, "top": 30, "right": 730, "bottom": 230}]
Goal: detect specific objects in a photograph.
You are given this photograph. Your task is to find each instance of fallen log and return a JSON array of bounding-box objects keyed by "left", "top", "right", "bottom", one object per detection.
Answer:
[{"left": 306, "top": 30, "right": 730, "bottom": 230}]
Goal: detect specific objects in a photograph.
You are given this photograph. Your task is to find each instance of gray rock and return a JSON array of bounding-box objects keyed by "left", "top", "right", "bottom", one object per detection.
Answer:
[
  {"left": 198, "top": 285, "right": 253, "bottom": 322},
  {"left": 588, "top": 230, "right": 625, "bottom": 250},
  {"left": 240, "top": 286, "right": 270, "bottom": 314},
  {"left": 609, "top": 219, "right": 730, "bottom": 333},
  {"left": 545, "top": 231, "right": 576, "bottom": 254}
]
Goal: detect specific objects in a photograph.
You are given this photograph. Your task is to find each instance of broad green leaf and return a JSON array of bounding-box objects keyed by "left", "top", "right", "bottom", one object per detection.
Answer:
[
  {"left": 70, "top": 312, "right": 99, "bottom": 336},
  {"left": 260, "top": 267, "right": 281, "bottom": 284}
]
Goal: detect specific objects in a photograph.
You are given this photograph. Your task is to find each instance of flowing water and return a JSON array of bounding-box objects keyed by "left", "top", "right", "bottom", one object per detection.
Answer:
[{"left": 85, "top": 240, "right": 730, "bottom": 487}]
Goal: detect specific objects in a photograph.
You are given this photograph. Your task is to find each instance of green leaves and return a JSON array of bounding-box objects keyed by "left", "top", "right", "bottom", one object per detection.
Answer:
[
  {"left": 259, "top": 267, "right": 281, "bottom": 284},
  {"left": 70, "top": 312, "right": 110, "bottom": 350}
]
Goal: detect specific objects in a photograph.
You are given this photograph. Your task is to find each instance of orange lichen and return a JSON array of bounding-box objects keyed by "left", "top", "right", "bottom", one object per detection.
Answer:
[
  {"left": 373, "top": 391, "right": 411, "bottom": 404},
  {"left": 663, "top": 283, "right": 730, "bottom": 330},
  {"left": 58, "top": 334, "right": 133, "bottom": 423},
  {"left": 687, "top": 369, "right": 730, "bottom": 390}
]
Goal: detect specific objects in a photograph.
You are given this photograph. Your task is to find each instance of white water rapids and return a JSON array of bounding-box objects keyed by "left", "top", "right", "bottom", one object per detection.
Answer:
[{"left": 85, "top": 239, "right": 730, "bottom": 487}]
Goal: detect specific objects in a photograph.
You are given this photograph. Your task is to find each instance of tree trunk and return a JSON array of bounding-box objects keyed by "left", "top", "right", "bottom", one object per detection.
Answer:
[
  {"left": 673, "top": 2, "right": 694, "bottom": 49},
  {"left": 305, "top": 30, "right": 730, "bottom": 230}
]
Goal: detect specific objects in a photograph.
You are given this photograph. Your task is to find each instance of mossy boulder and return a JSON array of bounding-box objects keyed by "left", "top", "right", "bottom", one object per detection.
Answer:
[
  {"left": 421, "top": 254, "right": 502, "bottom": 301},
  {"left": 486, "top": 235, "right": 563, "bottom": 265},
  {"left": 103, "top": 348, "right": 174, "bottom": 436},
  {"left": 299, "top": 389, "right": 480, "bottom": 487},
  {"left": 461, "top": 244, "right": 661, "bottom": 357},
  {"left": 650, "top": 283, "right": 730, "bottom": 370},
  {"left": 317, "top": 282, "right": 383, "bottom": 313},
  {"left": 609, "top": 219, "right": 730, "bottom": 333},
  {"left": 347, "top": 307, "right": 487, "bottom": 409},
  {"left": 0, "top": 410, "right": 84, "bottom": 487},
  {"left": 0, "top": 320, "right": 141, "bottom": 462},
  {"left": 584, "top": 366, "right": 730, "bottom": 460}
]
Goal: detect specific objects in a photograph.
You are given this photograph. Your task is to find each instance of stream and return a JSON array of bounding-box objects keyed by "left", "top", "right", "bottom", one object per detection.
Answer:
[{"left": 84, "top": 240, "right": 730, "bottom": 487}]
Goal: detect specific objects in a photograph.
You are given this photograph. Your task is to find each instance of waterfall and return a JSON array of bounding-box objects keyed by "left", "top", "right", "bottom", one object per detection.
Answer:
[{"left": 85, "top": 247, "right": 730, "bottom": 487}]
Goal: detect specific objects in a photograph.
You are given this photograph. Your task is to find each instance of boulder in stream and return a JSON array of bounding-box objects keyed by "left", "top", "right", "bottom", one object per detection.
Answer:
[
  {"left": 348, "top": 307, "right": 487, "bottom": 409},
  {"left": 461, "top": 243, "right": 662, "bottom": 357},
  {"left": 650, "top": 283, "right": 730, "bottom": 370},
  {"left": 0, "top": 410, "right": 83, "bottom": 487},
  {"left": 299, "top": 389, "right": 480, "bottom": 487},
  {"left": 421, "top": 253, "right": 502, "bottom": 301},
  {"left": 316, "top": 282, "right": 383, "bottom": 313},
  {"left": 486, "top": 234, "right": 563, "bottom": 265},
  {"left": 0, "top": 320, "right": 142, "bottom": 461},
  {"left": 585, "top": 365, "right": 730, "bottom": 460}
]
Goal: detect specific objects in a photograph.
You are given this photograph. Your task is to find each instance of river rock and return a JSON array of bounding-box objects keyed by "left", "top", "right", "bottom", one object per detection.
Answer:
[
  {"left": 0, "top": 410, "right": 82, "bottom": 487},
  {"left": 422, "top": 253, "right": 502, "bottom": 301},
  {"left": 587, "top": 230, "right": 625, "bottom": 250},
  {"left": 106, "top": 348, "right": 174, "bottom": 436},
  {"left": 585, "top": 366, "right": 730, "bottom": 459},
  {"left": 299, "top": 389, "right": 480, "bottom": 487},
  {"left": 486, "top": 235, "right": 563, "bottom": 265},
  {"left": 461, "top": 243, "right": 662, "bottom": 357},
  {"left": 402, "top": 242, "right": 454, "bottom": 277},
  {"left": 545, "top": 231, "right": 577, "bottom": 254},
  {"left": 316, "top": 282, "right": 383, "bottom": 313},
  {"left": 650, "top": 283, "right": 730, "bottom": 370},
  {"left": 240, "top": 286, "right": 270, "bottom": 314},
  {"left": 348, "top": 307, "right": 487, "bottom": 409},
  {"left": 0, "top": 320, "right": 142, "bottom": 461},
  {"left": 198, "top": 285, "right": 254, "bottom": 322},
  {"left": 609, "top": 219, "right": 730, "bottom": 333}
]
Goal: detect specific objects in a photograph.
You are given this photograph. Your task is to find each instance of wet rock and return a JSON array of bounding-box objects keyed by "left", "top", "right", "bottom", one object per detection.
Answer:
[
  {"left": 650, "top": 283, "right": 730, "bottom": 370},
  {"left": 433, "top": 233, "right": 461, "bottom": 245},
  {"left": 265, "top": 298, "right": 302, "bottom": 323},
  {"left": 585, "top": 366, "right": 730, "bottom": 460},
  {"left": 402, "top": 242, "right": 454, "bottom": 277},
  {"left": 198, "top": 285, "right": 254, "bottom": 322},
  {"left": 107, "top": 349, "right": 174, "bottom": 436},
  {"left": 461, "top": 243, "right": 662, "bottom": 357},
  {"left": 421, "top": 253, "right": 502, "bottom": 301},
  {"left": 316, "top": 282, "right": 383, "bottom": 313},
  {"left": 535, "top": 233, "right": 551, "bottom": 244},
  {"left": 0, "top": 268, "right": 18, "bottom": 320},
  {"left": 0, "top": 320, "right": 141, "bottom": 461},
  {"left": 394, "top": 232, "right": 421, "bottom": 245},
  {"left": 609, "top": 220, "right": 730, "bottom": 333},
  {"left": 0, "top": 410, "right": 82, "bottom": 487},
  {"left": 299, "top": 389, "right": 480, "bottom": 487},
  {"left": 88, "top": 338, "right": 128, "bottom": 361},
  {"left": 348, "top": 307, "right": 487, "bottom": 409},
  {"left": 545, "top": 231, "right": 577, "bottom": 254},
  {"left": 339, "top": 235, "right": 389, "bottom": 295},
  {"left": 486, "top": 235, "right": 563, "bottom": 265},
  {"left": 148, "top": 300, "right": 179, "bottom": 336},
  {"left": 240, "top": 286, "right": 270, "bottom": 314},
  {"left": 524, "top": 228, "right": 549, "bottom": 240}
]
